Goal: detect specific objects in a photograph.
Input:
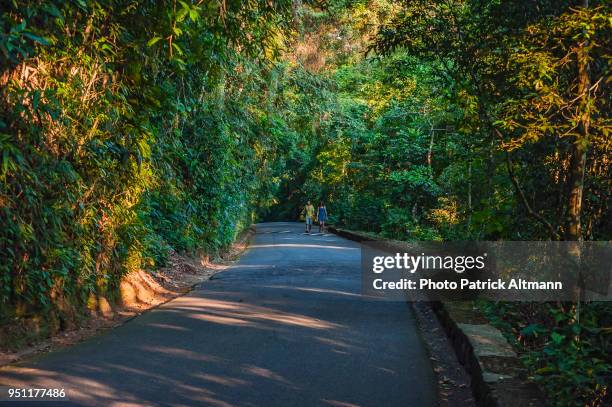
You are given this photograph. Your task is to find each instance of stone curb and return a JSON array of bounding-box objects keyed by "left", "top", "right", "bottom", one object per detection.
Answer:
[
  {"left": 430, "top": 302, "right": 544, "bottom": 407},
  {"left": 327, "top": 226, "right": 546, "bottom": 407}
]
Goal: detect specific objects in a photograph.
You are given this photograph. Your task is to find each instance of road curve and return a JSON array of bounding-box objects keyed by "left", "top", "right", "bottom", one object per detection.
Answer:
[{"left": 0, "top": 222, "right": 437, "bottom": 406}]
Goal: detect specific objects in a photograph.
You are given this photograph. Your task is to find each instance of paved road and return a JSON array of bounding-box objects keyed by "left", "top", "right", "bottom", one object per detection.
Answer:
[{"left": 0, "top": 222, "right": 437, "bottom": 406}]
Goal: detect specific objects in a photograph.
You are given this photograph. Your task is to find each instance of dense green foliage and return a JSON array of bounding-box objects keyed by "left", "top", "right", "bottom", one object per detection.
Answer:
[
  {"left": 1, "top": 1, "right": 610, "bottom": 405},
  {"left": 482, "top": 300, "right": 611, "bottom": 406},
  {"left": 263, "top": 2, "right": 611, "bottom": 405},
  {"left": 0, "top": 0, "right": 300, "bottom": 313},
  {"left": 273, "top": 1, "right": 610, "bottom": 243}
]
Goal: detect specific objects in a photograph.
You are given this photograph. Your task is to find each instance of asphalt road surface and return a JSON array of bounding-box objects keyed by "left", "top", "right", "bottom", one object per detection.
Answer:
[{"left": 0, "top": 222, "right": 437, "bottom": 406}]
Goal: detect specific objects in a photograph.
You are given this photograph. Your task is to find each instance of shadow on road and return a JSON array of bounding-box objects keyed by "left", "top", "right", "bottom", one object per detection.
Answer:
[{"left": 0, "top": 222, "right": 436, "bottom": 407}]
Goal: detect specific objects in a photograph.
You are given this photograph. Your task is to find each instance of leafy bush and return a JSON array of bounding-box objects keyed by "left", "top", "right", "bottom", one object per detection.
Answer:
[
  {"left": 0, "top": 1, "right": 296, "bottom": 320},
  {"left": 482, "top": 301, "right": 612, "bottom": 406}
]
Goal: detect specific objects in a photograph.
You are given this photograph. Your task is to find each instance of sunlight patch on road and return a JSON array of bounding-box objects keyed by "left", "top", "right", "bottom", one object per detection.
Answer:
[
  {"left": 146, "top": 323, "right": 189, "bottom": 331},
  {"left": 259, "top": 285, "right": 362, "bottom": 298},
  {"left": 322, "top": 399, "right": 361, "bottom": 407},
  {"left": 195, "top": 373, "right": 251, "bottom": 387},
  {"left": 241, "top": 365, "right": 299, "bottom": 389},
  {"left": 249, "top": 244, "right": 358, "bottom": 250},
  {"left": 180, "top": 297, "right": 342, "bottom": 330},
  {"left": 140, "top": 346, "right": 224, "bottom": 363}
]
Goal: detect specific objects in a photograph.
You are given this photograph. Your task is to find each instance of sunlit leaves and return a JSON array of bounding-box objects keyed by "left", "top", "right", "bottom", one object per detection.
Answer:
[
  {"left": 0, "top": 0, "right": 299, "bottom": 322},
  {"left": 146, "top": 36, "right": 162, "bottom": 47}
]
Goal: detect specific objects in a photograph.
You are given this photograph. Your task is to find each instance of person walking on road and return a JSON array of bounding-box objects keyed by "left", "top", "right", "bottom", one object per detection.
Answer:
[
  {"left": 304, "top": 200, "right": 315, "bottom": 234},
  {"left": 318, "top": 201, "right": 328, "bottom": 233}
]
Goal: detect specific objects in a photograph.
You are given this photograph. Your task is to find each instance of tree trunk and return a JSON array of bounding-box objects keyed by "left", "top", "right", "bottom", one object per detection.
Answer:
[
  {"left": 427, "top": 123, "right": 434, "bottom": 179},
  {"left": 565, "top": 0, "right": 591, "bottom": 241},
  {"left": 467, "top": 158, "right": 472, "bottom": 231},
  {"left": 568, "top": 0, "right": 591, "bottom": 323},
  {"left": 566, "top": 142, "right": 587, "bottom": 240}
]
